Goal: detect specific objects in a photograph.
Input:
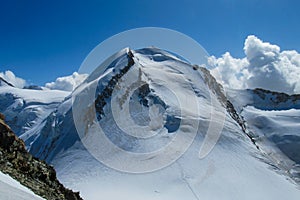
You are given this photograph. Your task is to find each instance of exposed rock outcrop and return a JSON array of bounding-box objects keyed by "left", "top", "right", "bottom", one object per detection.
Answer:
[
  {"left": 199, "top": 67, "right": 258, "bottom": 147},
  {"left": 0, "top": 113, "right": 83, "bottom": 200}
]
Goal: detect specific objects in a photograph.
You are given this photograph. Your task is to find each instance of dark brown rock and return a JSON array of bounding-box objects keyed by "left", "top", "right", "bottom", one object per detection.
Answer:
[{"left": 0, "top": 113, "right": 83, "bottom": 200}]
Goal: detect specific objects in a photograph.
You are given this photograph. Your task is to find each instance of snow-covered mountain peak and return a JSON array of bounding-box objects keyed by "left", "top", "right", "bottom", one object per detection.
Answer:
[
  {"left": 61, "top": 46, "right": 299, "bottom": 198},
  {"left": 1, "top": 47, "right": 300, "bottom": 199},
  {"left": 71, "top": 47, "right": 223, "bottom": 173}
]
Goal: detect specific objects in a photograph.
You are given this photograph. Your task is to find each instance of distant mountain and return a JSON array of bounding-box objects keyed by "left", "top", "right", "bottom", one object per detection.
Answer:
[
  {"left": 23, "top": 85, "right": 44, "bottom": 90},
  {"left": 0, "top": 113, "right": 83, "bottom": 200},
  {"left": 0, "top": 84, "right": 69, "bottom": 149},
  {"left": 0, "top": 47, "right": 300, "bottom": 199}
]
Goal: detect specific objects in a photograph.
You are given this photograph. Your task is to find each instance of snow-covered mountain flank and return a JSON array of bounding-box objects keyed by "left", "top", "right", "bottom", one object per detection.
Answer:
[{"left": 1, "top": 47, "right": 300, "bottom": 200}]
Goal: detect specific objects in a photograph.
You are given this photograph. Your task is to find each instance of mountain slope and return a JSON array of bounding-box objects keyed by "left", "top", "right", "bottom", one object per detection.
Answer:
[{"left": 227, "top": 88, "right": 300, "bottom": 182}]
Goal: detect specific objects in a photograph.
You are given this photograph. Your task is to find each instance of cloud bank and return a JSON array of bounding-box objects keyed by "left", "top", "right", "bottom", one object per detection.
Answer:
[
  {"left": 45, "top": 72, "right": 88, "bottom": 91},
  {"left": 209, "top": 35, "right": 300, "bottom": 94},
  {"left": 0, "top": 70, "right": 26, "bottom": 88}
]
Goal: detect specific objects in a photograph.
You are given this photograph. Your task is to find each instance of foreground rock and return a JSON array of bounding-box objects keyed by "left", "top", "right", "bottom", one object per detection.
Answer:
[{"left": 0, "top": 113, "right": 83, "bottom": 200}]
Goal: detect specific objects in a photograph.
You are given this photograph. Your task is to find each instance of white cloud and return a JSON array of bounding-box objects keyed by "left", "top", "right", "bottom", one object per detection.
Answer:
[
  {"left": 209, "top": 52, "right": 249, "bottom": 89},
  {"left": 0, "top": 70, "right": 26, "bottom": 88},
  {"left": 209, "top": 35, "right": 300, "bottom": 94},
  {"left": 244, "top": 35, "right": 280, "bottom": 62},
  {"left": 45, "top": 72, "right": 88, "bottom": 91}
]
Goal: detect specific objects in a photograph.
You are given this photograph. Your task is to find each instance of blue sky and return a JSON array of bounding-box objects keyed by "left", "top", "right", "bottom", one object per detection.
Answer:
[{"left": 0, "top": 0, "right": 299, "bottom": 85}]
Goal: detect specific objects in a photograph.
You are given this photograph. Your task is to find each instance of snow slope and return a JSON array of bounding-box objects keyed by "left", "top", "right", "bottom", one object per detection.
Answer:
[
  {"left": 0, "top": 172, "right": 44, "bottom": 200},
  {"left": 227, "top": 88, "right": 300, "bottom": 182}
]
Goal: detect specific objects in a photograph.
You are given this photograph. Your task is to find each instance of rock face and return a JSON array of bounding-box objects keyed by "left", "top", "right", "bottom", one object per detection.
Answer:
[
  {"left": 252, "top": 88, "right": 300, "bottom": 109},
  {"left": 0, "top": 113, "right": 83, "bottom": 200},
  {"left": 199, "top": 67, "right": 256, "bottom": 145}
]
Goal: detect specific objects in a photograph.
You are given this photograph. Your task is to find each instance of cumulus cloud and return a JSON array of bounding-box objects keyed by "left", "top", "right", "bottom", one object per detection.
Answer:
[
  {"left": 209, "top": 35, "right": 300, "bottom": 94},
  {"left": 208, "top": 52, "right": 249, "bottom": 89},
  {"left": 45, "top": 72, "right": 88, "bottom": 91},
  {"left": 0, "top": 70, "right": 26, "bottom": 88}
]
